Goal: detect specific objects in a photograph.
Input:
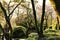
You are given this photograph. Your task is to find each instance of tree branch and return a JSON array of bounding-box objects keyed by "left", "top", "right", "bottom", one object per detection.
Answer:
[{"left": 9, "top": 2, "right": 22, "bottom": 17}]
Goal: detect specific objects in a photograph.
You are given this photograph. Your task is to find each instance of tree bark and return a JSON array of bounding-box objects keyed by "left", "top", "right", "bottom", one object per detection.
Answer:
[
  {"left": 40, "top": 0, "right": 46, "bottom": 37},
  {"left": 31, "top": 0, "right": 40, "bottom": 38}
]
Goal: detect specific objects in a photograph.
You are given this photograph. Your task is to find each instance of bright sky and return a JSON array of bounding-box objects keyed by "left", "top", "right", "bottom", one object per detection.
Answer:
[
  {"left": 38, "top": 0, "right": 51, "bottom": 6},
  {"left": 0, "top": 0, "right": 50, "bottom": 5}
]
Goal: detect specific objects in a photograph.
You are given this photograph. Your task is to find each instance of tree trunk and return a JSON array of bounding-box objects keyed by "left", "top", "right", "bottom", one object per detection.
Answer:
[
  {"left": 31, "top": 0, "right": 40, "bottom": 38},
  {"left": 0, "top": 2, "right": 12, "bottom": 40},
  {"left": 0, "top": 24, "right": 4, "bottom": 40},
  {"left": 40, "top": 0, "right": 46, "bottom": 37}
]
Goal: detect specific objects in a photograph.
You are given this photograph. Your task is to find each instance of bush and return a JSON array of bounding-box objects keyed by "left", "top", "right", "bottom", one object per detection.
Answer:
[{"left": 12, "top": 26, "right": 27, "bottom": 38}]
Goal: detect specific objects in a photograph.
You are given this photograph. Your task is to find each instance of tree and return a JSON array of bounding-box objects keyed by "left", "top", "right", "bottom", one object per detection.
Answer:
[
  {"left": 0, "top": 2, "right": 12, "bottom": 40},
  {"left": 0, "top": 0, "right": 23, "bottom": 39},
  {"left": 31, "top": 0, "right": 40, "bottom": 39},
  {"left": 39, "top": 0, "right": 46, "bottom": 37},
  {"left": 0, "top": 24, "right": 4, "bottom": 40},
  {"left": 50, "top": 0, "right": 60, "bottom": 29}
]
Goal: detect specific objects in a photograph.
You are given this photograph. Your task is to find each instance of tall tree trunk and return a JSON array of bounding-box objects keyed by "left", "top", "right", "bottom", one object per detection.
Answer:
[
  {"left": 40, "top": 0, "right": 46, "bottom": 37},
  {"left": 31, "top": 0, "right": 40, "bottom": 38}
]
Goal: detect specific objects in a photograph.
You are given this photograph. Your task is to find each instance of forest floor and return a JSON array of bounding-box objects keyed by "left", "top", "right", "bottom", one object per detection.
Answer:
[
  {"left": 41, "top": 34, "right": 60, "bottom": 40},
  {"left": 13, "top": 29, "right": 60, "bottom": 40},
  {"left": 40, "top": 29, "right": 60, "bottom": 40},
  {"left": 12, "top": 34, "right": 60, "bottom": 40},
  {"left": 1, "top": 29, "right": 60, "bottom": 40}
]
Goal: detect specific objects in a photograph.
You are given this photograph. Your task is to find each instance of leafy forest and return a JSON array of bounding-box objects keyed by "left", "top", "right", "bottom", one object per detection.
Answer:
[{"left": 0, "top": 0, "right": 60, "bottom": 40}]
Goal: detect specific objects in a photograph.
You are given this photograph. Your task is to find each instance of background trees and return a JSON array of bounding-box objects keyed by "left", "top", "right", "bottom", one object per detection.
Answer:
[
  {"left": 0, "top": 0, "right": 59, "bottom": 40},
  {"left": 0, "top": 0, "right": 24, "bottom": 40}
]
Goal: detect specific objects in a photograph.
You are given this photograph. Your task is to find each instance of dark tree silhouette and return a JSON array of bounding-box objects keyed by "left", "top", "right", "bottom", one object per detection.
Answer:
[
  {"left": 0, "top": 24, "right": 4, "bottom": 40},
  {"left": 52, "top": 0, "right": 60, "bottom": 15},
  {"left": 39, "top": 0, "right": 46, "bottom": 37},
  {"left": 0, "top": 2, "right": 12, "bottom": 40},
  {"left": 31, "top": 0, "right": 46, "bottom": 39},
  {"left": 54, "top": 0, "right": 60, "bottom": 29},
  {"left": 31, "top": 0, "right": 40, "bottom": 38},
  {"left": 0, "top": 1, "right": 21, "bottom": 40}
]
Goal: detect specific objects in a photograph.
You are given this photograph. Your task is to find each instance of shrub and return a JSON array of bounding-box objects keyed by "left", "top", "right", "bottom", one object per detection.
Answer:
[{"left": 12, "top": 26, "right": 27, "bottom": 38}]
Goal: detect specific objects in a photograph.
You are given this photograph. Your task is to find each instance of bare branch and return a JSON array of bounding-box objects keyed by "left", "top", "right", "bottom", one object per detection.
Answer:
[{"left": 9, "top": 2, "right": 22, "bottom": 17}]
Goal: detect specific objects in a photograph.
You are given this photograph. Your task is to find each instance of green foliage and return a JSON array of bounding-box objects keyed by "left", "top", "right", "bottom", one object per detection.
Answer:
[
  {"left": 14, "top": 38, "right": 19, "bottom": 40},
  {"left": 14, "top": 0, "right": 25, "bottom": 3},
  {"left": 27, "top": 33, "right": 38, "bottom": 40},
  {"left": 12, "top": 26, "right": 27, "bottom": 38},
  {"left": 0, "top": 28, "right": 2, "bottom": 34},
  {"left": 45, "top": 29, "right": 58, "bottom": 33},
  {"left": 14, "top": 26, "right": 27, "bottom": 33},
  {"left": 47, "top": 36, "right": 55, "bottom": 40}
]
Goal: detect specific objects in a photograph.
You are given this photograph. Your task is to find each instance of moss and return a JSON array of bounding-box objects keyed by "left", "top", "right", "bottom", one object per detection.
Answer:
[
  {"left": 47, "top": 36, "right": 55, "bottom": 40},
  {"left": 28, "top": 33, "right": 38, "bottom": 40}
]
